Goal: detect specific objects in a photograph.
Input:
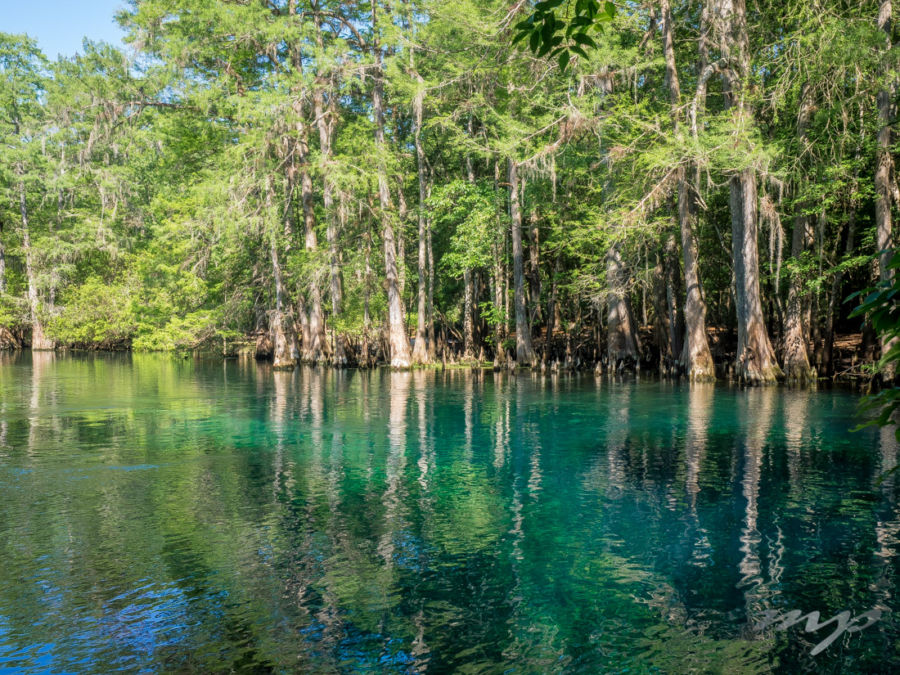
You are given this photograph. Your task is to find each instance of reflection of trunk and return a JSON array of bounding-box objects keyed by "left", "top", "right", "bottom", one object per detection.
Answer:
[
  {"left": 783, "top": 390, "right": 810, "bottom": 503},
  {"left": 411, "top": 75, "right": 431, "bottom": 364},
  {"left": 876, "top": 0, "right": 897, "bottom": 375},
  {"left": 718, "top": 0, "right": 781, "bottom": 384},
  {"left": 604, "top": 385, "right": 632, "bottom": 494},
  {"left": 378, "top": 371, "right": 411, "bottom": 566},
  {"left": 784, "top": 86, "right": 815, "bottom": 383},
  {"left": 29, "top": 351, "right": 55, "bottom": 451},
  {"left": 19, "top": 180, "right": 52, "bottom": 351},
  {"left": 737, "top": 388, "right": 775, "bottom": 618},
  {"left": 685, "top": 384, "right": 713, "bottom": 512},
  {"left": 606, "top": 244, "right": 639, "bottom": 369},
  {"left": 371, "top": 1, "right": 411, "bottom": 368},
  {"left": 493, "top": 380, "right": 511, "bottom": 469},
  {"left": 508, "top": 160, "right": 535, "bottom": 366},
  {"left": 873, "top": 426, "right": 899, "bottom": 616}
]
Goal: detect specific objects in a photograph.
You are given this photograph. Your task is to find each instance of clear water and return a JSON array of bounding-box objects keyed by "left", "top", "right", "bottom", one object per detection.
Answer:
[{"left": 0, "top": 352, "right": 897, "bottom": 673}]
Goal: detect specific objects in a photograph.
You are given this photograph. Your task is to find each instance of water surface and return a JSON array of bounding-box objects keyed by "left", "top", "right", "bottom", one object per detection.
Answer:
[{"left": 0, "top": 353, "right": 897, "bottom": 673}]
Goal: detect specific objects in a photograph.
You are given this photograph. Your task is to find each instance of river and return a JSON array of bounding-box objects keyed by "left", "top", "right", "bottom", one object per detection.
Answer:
[{"left": 0, "top": 353, "right": 896, "bottom": 672}]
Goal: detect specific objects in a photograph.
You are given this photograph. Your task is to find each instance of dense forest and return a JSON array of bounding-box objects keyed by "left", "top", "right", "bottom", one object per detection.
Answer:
[{"left": 0, "top": 0, "right": 896, "bottom": 383}]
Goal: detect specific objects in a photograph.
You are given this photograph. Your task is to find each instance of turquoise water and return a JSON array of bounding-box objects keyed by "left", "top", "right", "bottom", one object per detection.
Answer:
[{"left": 0, "top": 352, "right": 897, "bottom": 673}]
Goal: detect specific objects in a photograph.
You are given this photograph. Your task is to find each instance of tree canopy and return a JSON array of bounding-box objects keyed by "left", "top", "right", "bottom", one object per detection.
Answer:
[{"left": 0, "top": 0, "right": 896, "bottom": 385}]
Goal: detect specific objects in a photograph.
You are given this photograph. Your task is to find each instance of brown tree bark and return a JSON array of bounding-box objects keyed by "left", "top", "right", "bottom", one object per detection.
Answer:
[
  {"left": 661, "top": 0, "right": 715, "bottom": 380},
  {"left": 717, "top": 0, "right": 782, "bottom": 383},
  {"left": 729, "top": 169, "right": 782, "bottom": 382},
  {"left": 0, "top": 222, "right": 6, "bottom": 295},
  {"left": 546, "top": 253, "right": 561, "bottom": 347},
  {"left": 269, "top": 232, "right": 296, "bottom": 371},
  {"left": 411, "top": 73, "right": 431, "bottom": 364},
  {"left": 286, "top": 4, "right": 327, "bottom": 365},
  {"left": 876, "top": 0, "right": 897, "bottom": 375},
  {"left": 312, "top": 13, "right": 347, "bottom": 366},
  {"left": 824, "top": 199, "right": 858, "bottom": 375},
  {"left": 371, "top": 0, "right": 411, "bottom": 368},
  {"left": 606, "top": 243, "right": 640, "bottom": 369},
  {"left": 462, "top": 268, "right": 475, "bottom": 360},
  {"left": 426, "top": 181, "right": 436, "bottom": 360},
  {"left": 783, "top": 84, "right": 815, "bottom": 383},
  {"left": 508, "top": 159, "right": 535, "bottom": 366},
  {"left": 665, "top": 234, "right": 685, "bottom": 361},
  {"left": 783, "top": 211, "right": 814, "bottom": 382},
  {"left": 19, "top": 179, "right": 52, "bottom": 351},
  {"left": 266, "top": 177, "right": 297, "bottom": 370},
  {"left": 527, "top": 212, "right": 541, "bottom": 329}
]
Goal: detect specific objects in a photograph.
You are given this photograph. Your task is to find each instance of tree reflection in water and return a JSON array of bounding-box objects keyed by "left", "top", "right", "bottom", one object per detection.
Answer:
[{"left": 0, "top": 356, "right": 894, "bottom": 672}]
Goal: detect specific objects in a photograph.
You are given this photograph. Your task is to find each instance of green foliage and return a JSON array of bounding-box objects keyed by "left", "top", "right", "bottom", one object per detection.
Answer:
[
  {"left": 48, "top": 276, "right": 136, "bottom": 348},
  {"left": 849, "top": 250, "right": 900, "bottom": 440},
  {"left": 513, "top": 0, "right": 615, "bottom": 72},
  {"left": 0, "top": 0, "right": 890, "bottom": 383},
  {"left": 428, "top": 179, "right": 498, "bottom": 276}
]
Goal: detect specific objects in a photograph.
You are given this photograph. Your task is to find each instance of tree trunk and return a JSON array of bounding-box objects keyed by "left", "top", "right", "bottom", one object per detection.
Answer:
[
  {"left": 411, "top": 75, "right": 430, "bottom": 364},
  {"left": 330, "top": 193, "right": 348, "bottom": 365},
  {"left": 729, "top": 170, "right": 782, "bottom": 382},
  {"left": 292, "top": 106, "right": 327, "bottom": 364},
  {"left": 665, "top": 232, "right": 685, "bottom": 365},
  {"left": 426, "top": 185, "right": 436, "bottom": 360},
  {"left": 363, "top": 216, "right": 374, "bottom": 367},
  {"left": 606, "top": 243, "right": 640, "bottom": 369},
  {"left": 546, "top": 253, "right": 561, "bottom": 348},
  {"left": 0, "top": 223, "right": 6, "bottom": 295},
  {"left": 508, "top": 159, "right": 535, "bottom": 366},
  {"left": 270, "top": 232, "right": 295, "bottom": 371},
  {"left": 783, "top": 84, "right": 815, "bottom": 383},
  {"left": 462, "top": 268, "right": 475, "bottom": 360},
  {"left": 397, "top": 186, "right": 407, "bottom": 301},
  {"left": 678, "top": 176, "right": 715, "bottom": 380},
  {"left": 371, "top": 0, "right": 411, "bottom": 368},
  {"left": 662, "top": 0, "right": 715, "bottom": 380},
  {"left": 19, "top": 180, "right": 52, "bottom": 351},
  {"left": 284, "top": 2, "right": 327, "bottom": 364},
  {"left": 824, "top": 203, "right": 857, "bottom": 375},
  {"left": 492, "top": 171, "right": 505, "bottom": 366},
  {"left": 783, "top": 211, "right": 814, "bottom": 382},
  {"left": 312, "top": 43, "right": 346, "bottom": 365},
  {"left": 652, "top": 248, "right": 671, "bottom": 363},
  {"left": 876, "top": 0, "right": 896, "bottom": 375},
  {"left": 528, "top": 212, "right": 541, "bottom": 329},
  {"left": 718, "top": 0, "right": 781, "bottom": 383}
]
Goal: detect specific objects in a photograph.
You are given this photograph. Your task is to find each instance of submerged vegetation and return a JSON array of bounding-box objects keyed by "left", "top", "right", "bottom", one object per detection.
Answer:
[{"left": 0, "top": 0, "right": 897, "bottom": 383}]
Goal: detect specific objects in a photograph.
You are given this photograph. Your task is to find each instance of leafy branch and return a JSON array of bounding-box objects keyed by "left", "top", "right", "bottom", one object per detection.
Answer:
[{"left": 512, "top": 0, "right": 616, "bottom": 72}]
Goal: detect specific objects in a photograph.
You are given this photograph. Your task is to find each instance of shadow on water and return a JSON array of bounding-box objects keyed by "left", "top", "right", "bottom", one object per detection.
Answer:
[{"left": 0, "top": 353, "right": 896, "bottom": 672}]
